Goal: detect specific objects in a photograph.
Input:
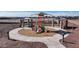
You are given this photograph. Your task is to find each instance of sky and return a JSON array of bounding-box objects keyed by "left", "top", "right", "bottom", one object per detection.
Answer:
[{"left": 0, "top": 11, "right": 79, "bottom": 17}]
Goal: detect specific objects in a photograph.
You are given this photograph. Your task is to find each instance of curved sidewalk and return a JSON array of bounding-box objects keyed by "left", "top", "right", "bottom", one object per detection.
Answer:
[{"left": 9, "top": 27, "right": 69, "bottom": 48}]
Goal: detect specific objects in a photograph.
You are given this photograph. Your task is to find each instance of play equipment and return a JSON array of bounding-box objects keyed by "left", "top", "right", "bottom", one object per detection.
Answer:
[{"left": 32, "top": 15, "right": 45, "bottom": 33}]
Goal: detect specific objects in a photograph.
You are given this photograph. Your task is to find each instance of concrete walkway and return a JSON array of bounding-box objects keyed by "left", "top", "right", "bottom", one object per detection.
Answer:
[{"left": 9, "top": 27, "right": 69, "bottom": 48}]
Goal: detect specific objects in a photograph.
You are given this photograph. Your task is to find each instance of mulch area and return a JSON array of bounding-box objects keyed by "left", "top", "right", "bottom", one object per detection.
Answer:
[
  {"left": 0, "top": 23, "right": 47, "bottom": 48},
  {"left": 18, "top": 29, "right": 56, "bottom": 37}
]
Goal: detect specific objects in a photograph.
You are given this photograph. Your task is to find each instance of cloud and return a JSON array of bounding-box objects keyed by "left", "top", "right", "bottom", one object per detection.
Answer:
[
  {"left": 46, "top": 11, "right": 79, "bottom": 16},
  {"left": 0, "top": 11, "right": 79, "bottom": 17},
  {"left": 0, "top": 11, "right": 39, "bottom": 17}
]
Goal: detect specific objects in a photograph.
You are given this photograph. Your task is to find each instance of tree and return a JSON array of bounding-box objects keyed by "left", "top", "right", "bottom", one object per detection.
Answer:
[{"left": 38, "top": 12, "right": 47, "bottom": 16}]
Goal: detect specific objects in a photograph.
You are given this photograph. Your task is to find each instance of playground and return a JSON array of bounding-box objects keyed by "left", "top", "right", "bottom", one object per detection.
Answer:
[
  {"left": 9, "top": 12, "right": 69, "bottom": 48},
  {"left": 19, "top": 12, "right": 68, "bottom": 36},
  {"left": 18, "top": 13, "right": 57, "bottom": 37}
]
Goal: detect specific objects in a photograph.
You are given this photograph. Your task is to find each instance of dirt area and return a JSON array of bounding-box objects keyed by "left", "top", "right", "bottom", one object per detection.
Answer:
[
  {"left": 18, "top": 29, "right": 56, "bottom": 37},
  {"left": 68, "top": 20, "right": 79, "bottom": 26},
  {"left": 0, "top": 23, "right": 47, "bottom": 48},
  {"left": 61, "top": 19, "right": 79, "bottom": 48}
]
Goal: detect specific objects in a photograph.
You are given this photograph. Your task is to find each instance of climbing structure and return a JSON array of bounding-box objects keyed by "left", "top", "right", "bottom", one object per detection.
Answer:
[{"left": 32, "top": 13, "right": 45, "bottom": 33}]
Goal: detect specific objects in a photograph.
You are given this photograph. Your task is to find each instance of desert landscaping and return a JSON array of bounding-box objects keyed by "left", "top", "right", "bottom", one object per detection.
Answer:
[{"left": 0, "top": 12, "right": 79, "bottom": 48}]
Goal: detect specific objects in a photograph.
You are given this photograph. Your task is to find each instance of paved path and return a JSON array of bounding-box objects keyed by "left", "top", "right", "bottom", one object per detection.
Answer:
[{"left": 9, "top": 27, "right": 69, "bottom": 48}]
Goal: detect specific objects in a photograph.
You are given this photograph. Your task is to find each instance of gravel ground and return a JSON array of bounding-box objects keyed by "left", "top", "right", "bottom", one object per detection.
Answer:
[{"left": 0, "top": 23, "right": 47, "bottom": 48}]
